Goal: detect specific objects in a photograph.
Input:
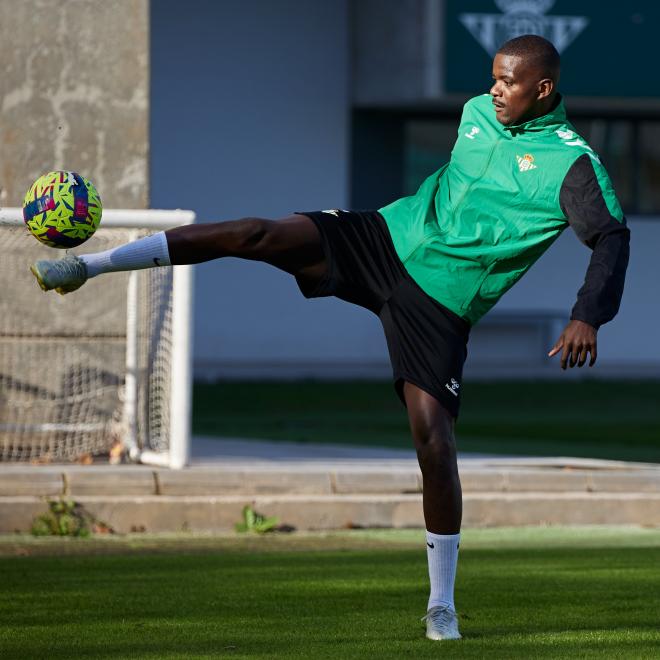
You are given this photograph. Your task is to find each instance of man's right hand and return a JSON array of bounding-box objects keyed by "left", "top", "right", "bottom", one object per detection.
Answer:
[{"left": 548, "top": 320, "right": 598, "bottom": 370}]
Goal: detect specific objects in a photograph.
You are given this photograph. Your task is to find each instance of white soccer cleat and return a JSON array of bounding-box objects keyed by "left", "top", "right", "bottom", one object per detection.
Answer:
[
  {"left": 30, "top": 253, "right": 88, "bottom": 295},
  {"left": 422, "top": 605, "right": 462, "bottom": 641}
]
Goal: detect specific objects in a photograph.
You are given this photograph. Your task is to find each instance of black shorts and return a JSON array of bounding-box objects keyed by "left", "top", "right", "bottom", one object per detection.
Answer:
[{"left": 296, "top": 209, "right": 470, "bottom": 418}]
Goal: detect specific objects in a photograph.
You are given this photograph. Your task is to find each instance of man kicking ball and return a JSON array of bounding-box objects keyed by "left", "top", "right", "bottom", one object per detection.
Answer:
[{"left": 31, "top": 35, "right": 629, "bottom": 641}]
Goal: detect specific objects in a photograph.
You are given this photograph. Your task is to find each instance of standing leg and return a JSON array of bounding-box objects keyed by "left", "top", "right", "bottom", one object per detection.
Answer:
[
  {"left": 404, "top": 381, "right": 462, "bottom": 641},
  {"left": 404, "top": 382, "right": 461, "bottom": 534}
]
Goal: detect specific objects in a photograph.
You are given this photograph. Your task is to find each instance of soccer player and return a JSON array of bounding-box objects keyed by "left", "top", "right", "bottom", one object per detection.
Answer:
[{"left": 31, "top": 35, "right": 629, "bottom": 641}]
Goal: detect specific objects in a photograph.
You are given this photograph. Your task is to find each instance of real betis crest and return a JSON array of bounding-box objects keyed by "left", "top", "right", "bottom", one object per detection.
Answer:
[
  {"left": 459, "top": 0, "right": 589, "bottom": 56},
  {"left": 516, "top": 153, "right": 537, "bottom": 172}
]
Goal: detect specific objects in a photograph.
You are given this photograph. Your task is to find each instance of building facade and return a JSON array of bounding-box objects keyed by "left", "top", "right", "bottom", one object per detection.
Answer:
[{"left": 150, "top": 0, "right": 660, "bottom": 379}]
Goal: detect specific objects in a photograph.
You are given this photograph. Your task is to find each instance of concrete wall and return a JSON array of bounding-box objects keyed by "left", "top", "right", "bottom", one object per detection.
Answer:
[{"left": 0, "top": 0, "right": 149, "bottom": 209}]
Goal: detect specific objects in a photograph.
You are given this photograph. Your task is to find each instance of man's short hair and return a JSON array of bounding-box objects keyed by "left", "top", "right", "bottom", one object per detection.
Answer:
[{"left": 496, "top": 34, "right": 560, "bottom": 80}]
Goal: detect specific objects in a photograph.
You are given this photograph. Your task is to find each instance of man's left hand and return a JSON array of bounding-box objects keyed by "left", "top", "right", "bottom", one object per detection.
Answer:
[{"left": 548, "top": 320, "right": 598, "bottom": 370}]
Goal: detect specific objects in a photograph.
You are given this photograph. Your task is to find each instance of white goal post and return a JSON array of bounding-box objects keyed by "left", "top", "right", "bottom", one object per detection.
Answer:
[{"left": 0, "top": 207, "right": 195, "bottom": 469}]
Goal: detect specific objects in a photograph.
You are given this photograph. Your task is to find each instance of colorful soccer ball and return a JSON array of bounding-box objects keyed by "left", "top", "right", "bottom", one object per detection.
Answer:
[{"left": 23, "top": 171, "right": 102, "bottom": 248}]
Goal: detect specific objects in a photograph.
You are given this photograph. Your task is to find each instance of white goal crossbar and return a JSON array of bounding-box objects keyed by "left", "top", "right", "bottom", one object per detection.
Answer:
[{"left": 0, "top": 207, "right": 195, "bottom": 469}]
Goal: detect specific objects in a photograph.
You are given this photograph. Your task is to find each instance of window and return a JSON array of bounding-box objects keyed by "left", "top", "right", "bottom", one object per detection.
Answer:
[
  {"left": 640, "top": 122, "right": 660, "bottom": 214},
  {"left": 404, "top": 120, "right": 456, "bottom": 195},
  {"left": 571, "top": 119, "right": 636, "bottom": 212}
]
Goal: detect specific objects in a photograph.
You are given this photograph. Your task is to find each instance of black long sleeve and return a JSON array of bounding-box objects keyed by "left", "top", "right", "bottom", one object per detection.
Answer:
[{"left": 559, "top": 153, "right": 630, "bottom": 329}]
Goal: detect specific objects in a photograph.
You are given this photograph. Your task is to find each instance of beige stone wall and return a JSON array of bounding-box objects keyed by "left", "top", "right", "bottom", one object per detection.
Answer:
[{"left": 0, "top": 0, "right": 149, "bottom": 209}]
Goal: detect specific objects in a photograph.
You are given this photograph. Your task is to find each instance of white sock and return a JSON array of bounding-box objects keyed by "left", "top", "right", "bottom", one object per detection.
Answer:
[
  {"left": 426, "top": 530, "right": 460, "bottom": 612},
  {"left": 80, "top": 231, "right": 171, "bottom": 278}
]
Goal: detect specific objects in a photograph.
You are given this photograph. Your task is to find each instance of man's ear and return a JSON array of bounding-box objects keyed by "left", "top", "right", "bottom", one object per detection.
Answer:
[{"left": 537, "top": 78, "right": 554, "bottom": 100}]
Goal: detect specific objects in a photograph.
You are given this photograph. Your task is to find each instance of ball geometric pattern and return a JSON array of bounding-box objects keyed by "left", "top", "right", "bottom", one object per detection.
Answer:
[{"left": 23, "top": 171, "right": 102, "bottom": 248}]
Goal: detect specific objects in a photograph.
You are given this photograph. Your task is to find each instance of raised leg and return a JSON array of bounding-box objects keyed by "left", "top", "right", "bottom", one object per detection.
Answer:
[
  {"left": 166, "top": 213, "right": 326, "bottom": 282},
  {"left": 31, "top": 213, "right": 327, "bottom": 293}
]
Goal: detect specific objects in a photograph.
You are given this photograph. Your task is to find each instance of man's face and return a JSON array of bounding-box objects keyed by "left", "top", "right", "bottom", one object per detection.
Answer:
[{"left": 490, "top": 53, "right": 544, "bottom": 126}]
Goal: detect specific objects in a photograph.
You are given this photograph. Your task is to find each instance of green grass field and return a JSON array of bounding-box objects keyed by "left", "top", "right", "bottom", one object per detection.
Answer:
[
  {"left": 1, "top": 528, "right": 659, "bottom": 659},
  {"left": 193, "top": 380, "right": 660, "bottom": 462}
]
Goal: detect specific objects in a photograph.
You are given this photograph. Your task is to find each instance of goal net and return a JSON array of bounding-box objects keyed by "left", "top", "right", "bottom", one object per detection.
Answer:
[{"left": 0, "top": 208, "right": 194, "bottom": 469}]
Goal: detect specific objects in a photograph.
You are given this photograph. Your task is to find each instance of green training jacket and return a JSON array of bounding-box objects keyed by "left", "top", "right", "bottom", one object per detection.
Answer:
[{"left": 379, "top": 93, "right": 630, "bottom": 327}]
